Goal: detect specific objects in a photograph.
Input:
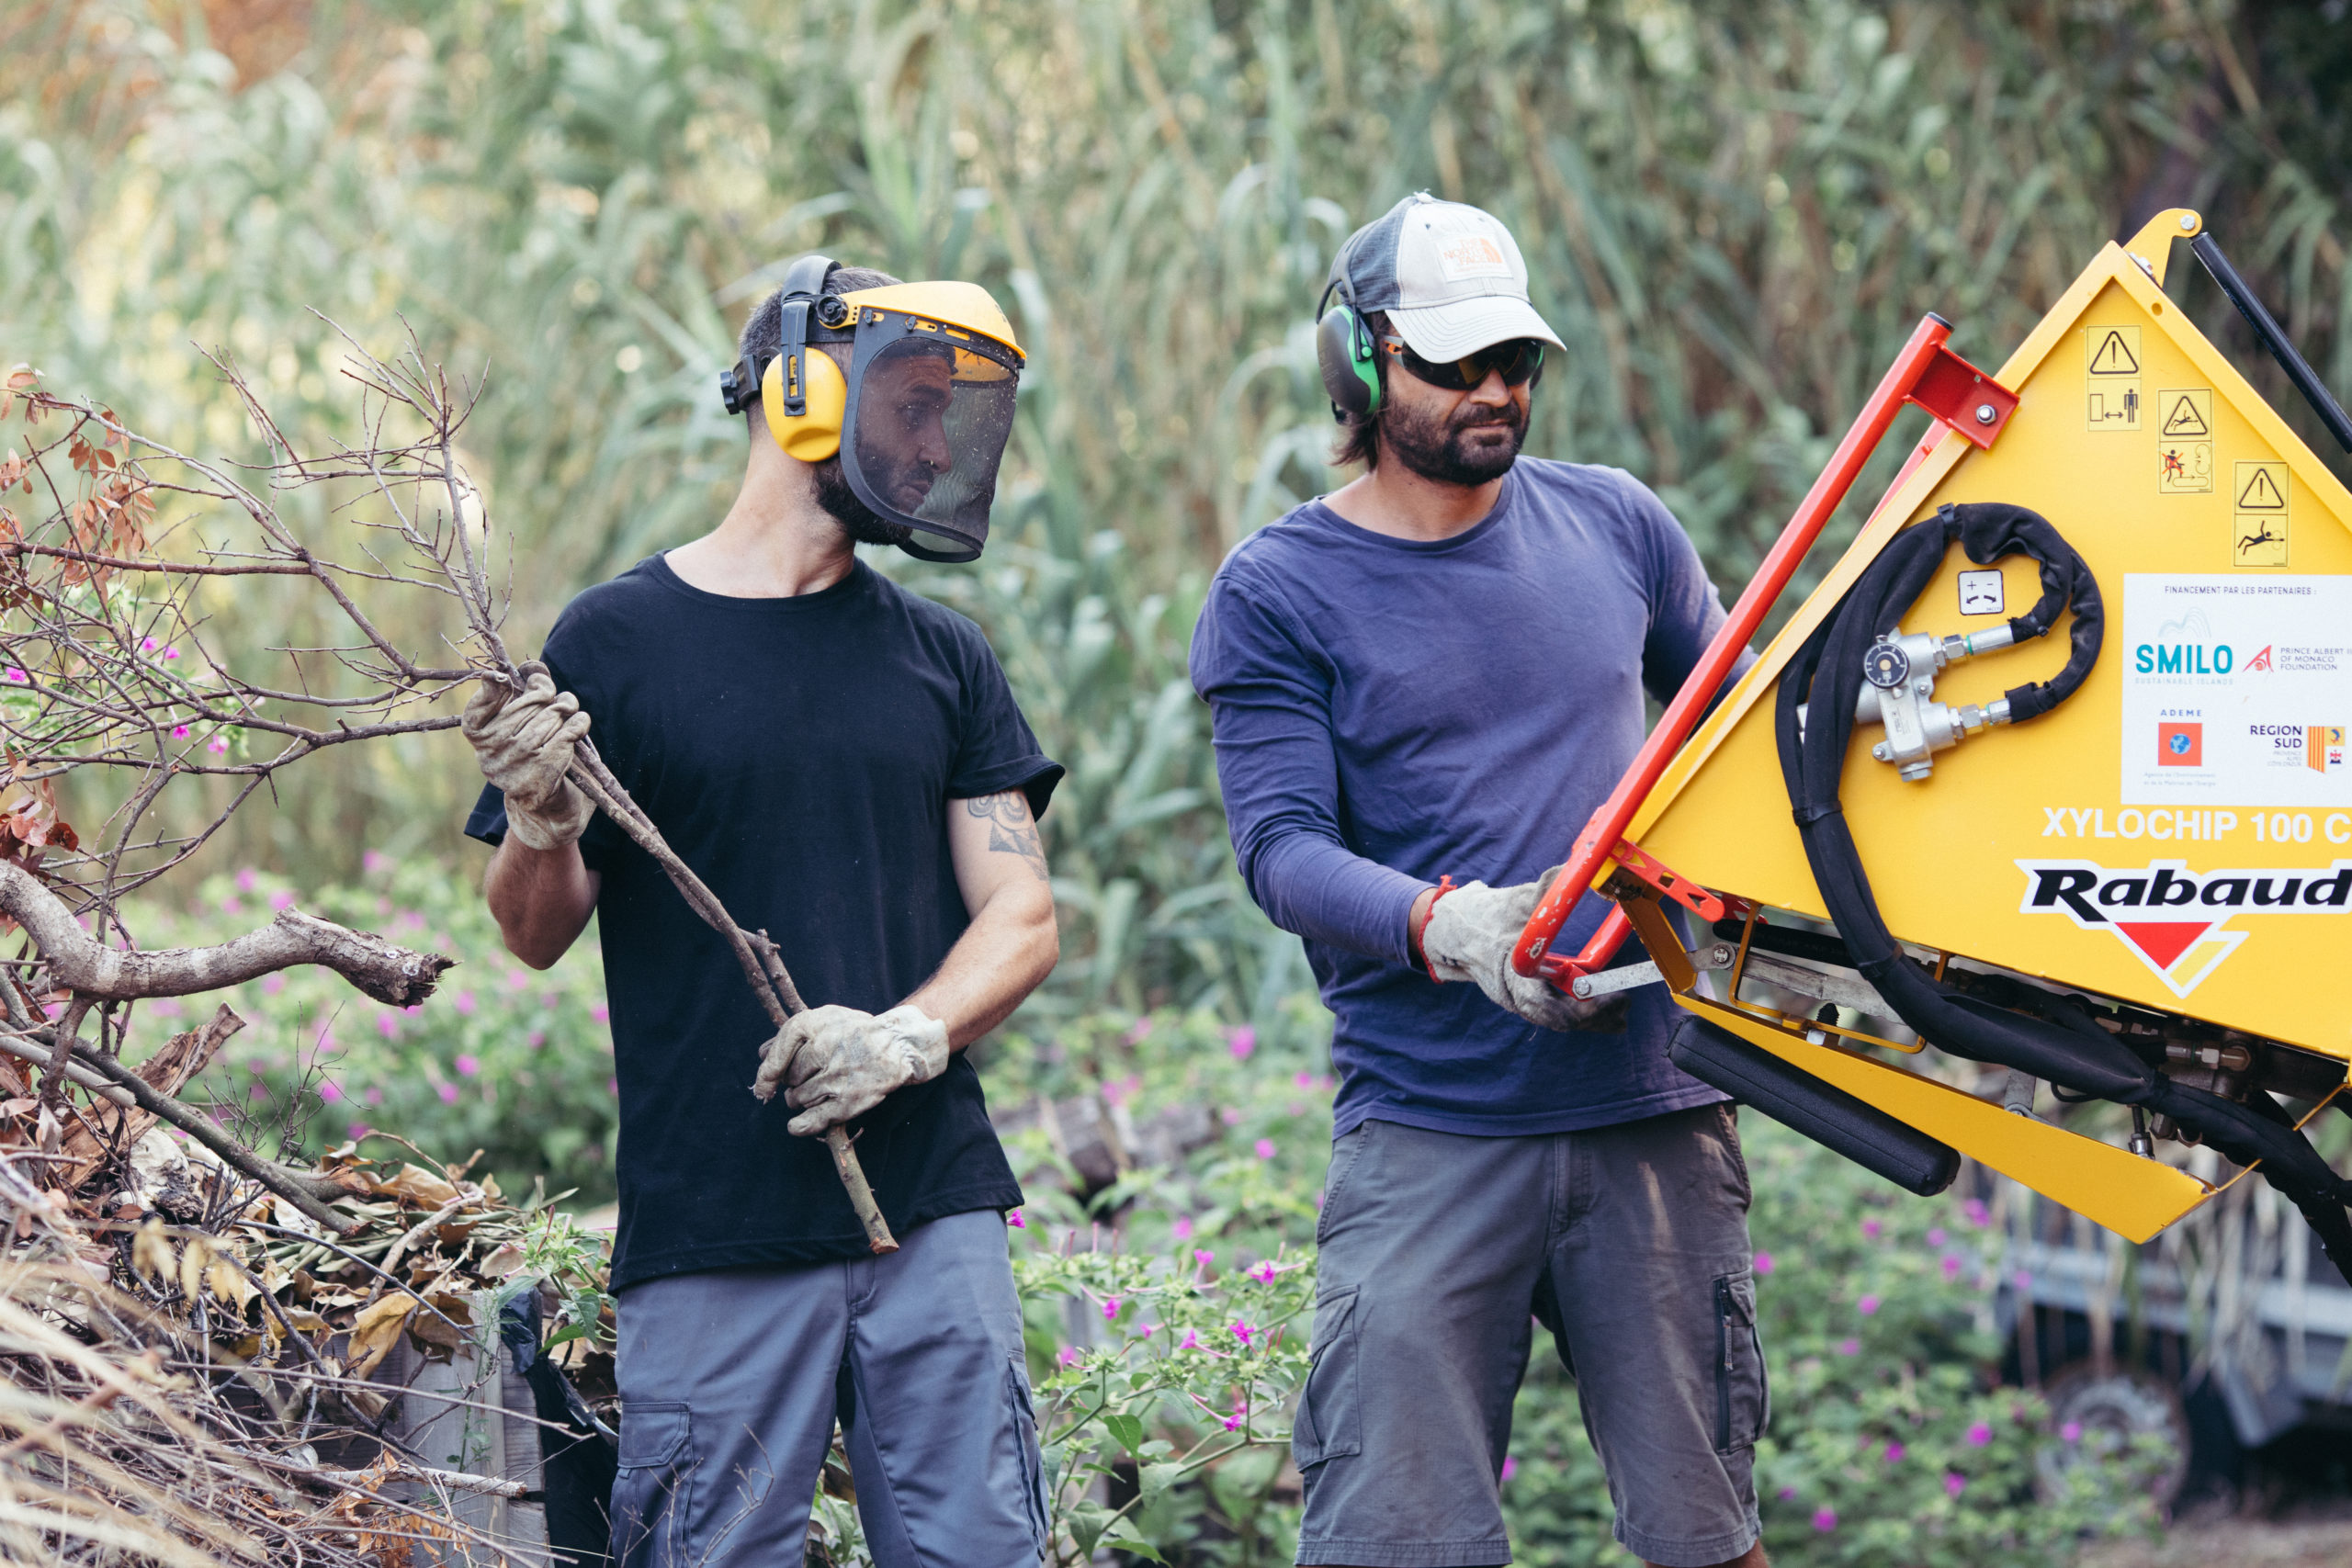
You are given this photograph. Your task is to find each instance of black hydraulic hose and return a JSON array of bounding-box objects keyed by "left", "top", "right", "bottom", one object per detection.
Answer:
[
  {"left": 1775, "top": 501, "right": 2352, "bottom": 1283},
  {"left": 2190, "top": 234, "right": 2352, "bottom": 456}
]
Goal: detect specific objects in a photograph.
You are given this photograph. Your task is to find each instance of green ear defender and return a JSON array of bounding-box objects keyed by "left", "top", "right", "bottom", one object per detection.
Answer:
[{"left": 1316, "top": 277, "right": 1382, "bottom": 420}]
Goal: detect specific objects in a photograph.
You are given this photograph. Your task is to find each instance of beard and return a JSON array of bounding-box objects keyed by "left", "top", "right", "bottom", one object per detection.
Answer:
[
  {"left": 1379, "top": 393, "right": 1528, "bottom": 486},
  {"left": 811, "top": 455, "right": 915, "bottom": 548}
]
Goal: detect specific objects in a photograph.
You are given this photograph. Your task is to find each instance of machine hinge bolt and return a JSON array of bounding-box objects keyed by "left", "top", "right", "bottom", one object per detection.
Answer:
[
  {"left": 1974, "top": 402, "right": 1998, "bottom": 424},
  {"left": 1871, "top": 742, "right": 1891, "bottom": 761},
  {"left": 2178, "top": 213, "right": 2197, "bottom": 231}
]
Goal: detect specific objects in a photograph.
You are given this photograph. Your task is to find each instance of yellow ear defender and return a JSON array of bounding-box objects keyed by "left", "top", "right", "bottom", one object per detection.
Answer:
[{"left": 760, "top": 342, "right": 847, "bottom": 463}]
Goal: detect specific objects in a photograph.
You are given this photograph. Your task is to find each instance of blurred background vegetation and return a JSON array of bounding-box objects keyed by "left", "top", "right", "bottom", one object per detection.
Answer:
[{"left": 4, "top": 0, "right": 2348, "bottom": 1026}]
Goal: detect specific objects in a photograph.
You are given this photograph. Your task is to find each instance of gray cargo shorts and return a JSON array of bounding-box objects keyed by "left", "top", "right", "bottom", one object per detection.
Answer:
[
  {"left": 608, "top": 1209, "right": 1048, "bottom": 1568},
  {"left": 1295, "top": 1104, "right": 1766, "bottom": 1568}
]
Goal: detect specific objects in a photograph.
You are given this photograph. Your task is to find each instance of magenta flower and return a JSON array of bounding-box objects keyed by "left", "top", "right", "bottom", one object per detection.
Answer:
[
  {"left": 2013, "top": 1269, "right": 2032, "bottom": 1290},
  {"left": 1753, "top": 1251, "right": 1775, "bottom": 1276},
  {"left": 1057, "top": 1346, "right": 1080, "bottom": 1368},
  {"left": 1227, "top": 1024, "right": 1255, "bottom": 1060},
  {"left": 347, "top": 1122, "right": 369, "bottom": 1141},
  {"left": 1837, "top": 1337, "right": 1860, "bottom": 1356},
  {"left": 1295, "top": 1070, "right": 1315, "bottom": 1088},
  {"left": 1944, "top": 1472, "right": 1967, "bottom": 1498},
  {"left": 1101, "top": 1296, "right": 1122, "bottom": 1320},
  {"left": 1253, "top": 1137, "right": 1276, "bottom": 1160},
  {"left": 376, "top": 1012, "right": 400, "bottom": 1040},
  {"left": 364, "top": 1087, "right": 383, "bottom": 1106},
  {"left": 234, "top": 868, "right": 257, "bottom": 894},
  {"left": 1171, "top": 1216, "right": 1193, "bottom": 1241},
  {"left": 436, "top": 1083, "right": 458, "bottom": 1105},
  {"left": 318, "top": 1081, "right": 343, "bottom": 1104},
  {"left": 1966, "top": 1421, "right": 1992, "bottom": 1447},
  {"left": 1500, "top": 1455, "right": 1519, "bottom": 1483},
  {"left": 140, "top": 638, "right": 155, "bottom": 652},
  {"left": 207, "top": 735, "right": 229, "bottom": 753},
  {"left": 454, "top": 990, "right": 477, "bottom": 1016},
  {"left": 2, "top": 668, "right": 24, "bottom": 684},
  {"left": 2061, "top": 1421, "right": 2082, "bottom": 1443},
  {"left": 1230, "top": 1321, "right": 1253, "bottom": 1346},
  {"left": 507, "top": 968, "right": 530, "bottom": 990},
  {"left": 1813, "top": 1507, "right": 1838, "bottom": 1532},
  {"left": 1194, "top": 1248, "right": 1215, "bottom": 1266},
  {"left": 527, "top": 1030, "right": 545, "bottom": 1047},
  {"left": 1249, "top": 1260, "right": 1279, "bottom": 1283},
  {"left": 455, "top": 1054, "right": 481, "bottom": 1077},
  {"left": 1178, "top": 1329, "right": 1200, "bottom": 1350},
  {"left": 606, "top": 1077, "right": 618, "bottom": 1095},
  {"left": 1219, "top": 1107, "right": 1242, "bottom": 1125},
  {"left": 1963, "top": 1197, "right": 1991, "bottom": 1228},
  {"left": 591, "top": 1003, "right": 610, "bottom": 1023},
  {"left": 1941, "top": 1253, "right": 1962, "bottom": 1281},
  {"left": 269, "top": 890, "right": 293, "bottom": 910},
  {"left": 1778, "top": 1485, "right": 1798, "bottom": 1501},
  {"left": 248, "top": 1081, "right": 269, "bottom": 1102},
  {"left": 1928, "top": 1226, "right": 1948, "bottom": 1246},
  {"left": 1007, "top": 1209, "right": 1023, "bottom": 1228},
  {"left": 1884, "top": 1441, "right": 1905, "bottom": 1462},
  {"left": 262, "top": 974, "right": 286, "bottom": 995},
  {"left": 162, "top": 646, "right": 179, "bottom": 660},
  {"left": 363, "top": 850, "right": 390, "bottom": 873},
  {"left": 1862, "top": 1217, "right": 1882, "bottom": 1239},
  {"left": 1137, "top": 1323, "right": 1155, "bottom": 1338},
  {"left": 171, "top": 725, "right": 189, "bottom": 739},
  {"left": 1858, "top": 1293, "right": 1880, "bottom": 1316}
]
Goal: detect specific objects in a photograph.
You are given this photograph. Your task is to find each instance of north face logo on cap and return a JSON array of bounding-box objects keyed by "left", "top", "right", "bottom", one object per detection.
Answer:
[
  {"left": 2016, "top": 856, "right": 2350, "bottom": 997},
  {"left": 1424, "top": 214, "right": 1514, "bottom": 282}
]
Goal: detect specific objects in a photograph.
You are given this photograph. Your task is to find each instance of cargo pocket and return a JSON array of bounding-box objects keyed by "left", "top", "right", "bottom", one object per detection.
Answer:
[
  {"left": 611, "top": 1400, "right": 694, "bottom": 1568},
  {"left": 1712, "top": 1274, "right": 1769, "bottom": 1453},
  {"left": 1291, "top": 1286, "right": 1363, "bottom": 1472},
  {"left": 1006, "top": 1356, "right": 1050, "bottom": 1553}
]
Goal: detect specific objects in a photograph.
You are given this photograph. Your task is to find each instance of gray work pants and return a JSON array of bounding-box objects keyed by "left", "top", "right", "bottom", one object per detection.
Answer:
[{"left": 609, "top": 1209, "right": 1048, "bottom": 1568}]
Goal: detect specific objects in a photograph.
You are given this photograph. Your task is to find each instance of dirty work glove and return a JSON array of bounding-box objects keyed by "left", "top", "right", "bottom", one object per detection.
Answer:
[
  {"left": 1419, "top": 869, "right": 1630, "bottom": 1033},
  {"left": 461, "top": 660, "right": 594, "bottom": 852},
  {"left": 752, "top": 1004, "right": 951, "bottom": 1137}
]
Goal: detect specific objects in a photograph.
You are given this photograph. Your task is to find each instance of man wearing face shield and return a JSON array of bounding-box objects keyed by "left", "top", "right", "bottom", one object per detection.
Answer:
[{"left": 460, "top": 256, "right": 1060, "bottom": 1567}]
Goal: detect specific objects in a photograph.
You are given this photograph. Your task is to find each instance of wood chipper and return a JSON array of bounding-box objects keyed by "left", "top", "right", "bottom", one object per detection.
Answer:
[{"left": 1515, "top": 209, "right": 2352, "bottom": 1286}]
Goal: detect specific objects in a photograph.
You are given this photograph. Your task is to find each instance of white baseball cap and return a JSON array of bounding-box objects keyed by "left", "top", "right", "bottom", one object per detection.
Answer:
[{"left": 1329, "top": 192, "right": 1564, "bottom": 361}]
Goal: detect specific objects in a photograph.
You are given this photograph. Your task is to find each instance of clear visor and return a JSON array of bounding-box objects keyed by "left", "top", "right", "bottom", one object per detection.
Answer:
[{"left": 840, "top": 329, "right": 1022, "bottom": 561}]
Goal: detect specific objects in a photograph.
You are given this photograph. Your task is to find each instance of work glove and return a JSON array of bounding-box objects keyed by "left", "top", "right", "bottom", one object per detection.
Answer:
[
  {"left": 1419, "top": 869, "right": 1631, "bottom": 1033},
  {"left": 752, "top": 1004, "right": 951, "bottom": 1137},
  {"left": 461, "top": 661, "right": 594, "bottom": 852}
]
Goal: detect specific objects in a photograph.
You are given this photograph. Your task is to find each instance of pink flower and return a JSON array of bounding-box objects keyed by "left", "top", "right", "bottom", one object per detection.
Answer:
[
  {"left": 436, "top": 1082, "right": 458, "bottom": 1104},
  {"left": 1944, "top": 1472, "right": 1967, "bottom": 1498},
  {"left": 2, "top": 668, "right": 24, "bottom": 683},
  {"left": 454, "top": 990, "right": 477, "bottom": 1016},
  {"left": 1219, "top": 1107, "right": 1242, "bottom": 1125},
  {"left": 364, "top": 1087, "right": 383, "bottom": 1106},
  {"left": 262, "top": 974, "right": 286, "bottom": 995},
  {"left": 347, "top": 1122, "right": 370, "bottom": 1141},
  {"left": 1101, "top": 1296, "right": 1122, "bottom": 1320},
  {"left": 1057, "top": 1346, "right": 1080, "bottom": 1368},
  {"left": 1862, "top": 1217, "right": 1882, "bottom": 1239},
  {"left": 591, "top": 1003, "right": 610, "bottom": 1023},
  {"left": 1194, "top": 1249, "right": 1215, "bottom": 1267},
  {"left": 376, "top": 1012, "right": 400, "bottom": 1040},
  {"left": 1965, "top": 1421, "right": 1992, "bottom": 1447},
  {"left": 1171, "top": 1216, "right": 1193, "bottom": 1241},
  {"left": 1778, "top": 1486, "right": 1798, "bottom": 1501},
  {"left": 455, "top": 1054, "right": 481, "bottom": 1077},
  {"left": 1753, "top": 1251, "right": 1775, "bottom": 1276},
  {"left": 2061, "top": 1420, "right": 2082, "bottom": 1443},
  {"left": 1837, "top": 1337, "right": 1860, "bottom": 1356},
  {"left": 1928, "top": 1226, "right": 1948, "bottom": 1246},
  {"left": 1884, "top": 1441, "right": 1905, "bottom": 1463},
  {"left": 1177, "top": 1329, "right": 1203, "bottom": 1350},
  {"left": 1007, "top": 1209, "right": 1024, "bottom": 1228},
  {"left": 234, "top": 868, "right": 257, "bottom": 893},
  {"left": 507, "top": 969, "right": 530, "bottom": 990},
  {"left": 1295, "top": 1070, "right": 1315, "bottom": 1088},
  {"left": 1941, "top": 1254, "right": 1962, "bottom": 1281},
  {"left": 1499, "top": 1455, "right": 1518, "bottom": 1483},
  {"left": 219, "top": 897, "right": 240, "bottom": 915},
  {"left": 1229, "top": 1321, "right": 1253, "bottom": 1347},
  {"left": 207, "top": 736, "right": 228, "bottom": 753},
  {"left": 363, "top": 850, "right": 390, "bottom": 873},
  {"left": 269, "top": 890, "right": 293, "bottom": 910},
  {"left": 2013, "top": 1269, "right": 2032, "bottom": 1290},
  {"left": 1227, "top": 1025, "right": 1255, "bottom": 1060},
  {"left": 1248, "top": 1261, "right": 1278, "bottom": 1283},
  {"left": 1253, "top": 1138, "right": 1276, "bottom": 1160},
  {"left": 1858, "top": 1293, "right": 1880, "bottom": 1316},
  {"left": 1124, "top": 1016, "right": 1153, "bottom": 1043},
  {"left": 1963, "top": 1197, "right": 1991, "bottom": 1228},
  {"left": 140, "top": 638, "right": 155, "bottom": 652},
  {"left": 1813, "top": 1507, "right": 1838, "bottom": 1532},
  {"left": 526, "top": 1030, "right": 545, "bottom": 1047},
  {"left": 248, "top": 1081, "right": 269, "bottom": 1102},
  {"left": 318, "top": 1081, "right": 343, "bottom": 1103},
  {"left": 162, "top": 646, "right": 180, "bottom": 660},
  {"left": 171, "top": 725, "right": 189, "bottom": 739},
  {"left": 606, "top": 1077, "right": 618, "bottom": 1095}
]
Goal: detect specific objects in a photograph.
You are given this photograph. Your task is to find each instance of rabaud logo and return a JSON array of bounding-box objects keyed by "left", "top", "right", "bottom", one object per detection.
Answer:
[{"left": 2017, "top": 858, "right": 2351, "bottom": 998}]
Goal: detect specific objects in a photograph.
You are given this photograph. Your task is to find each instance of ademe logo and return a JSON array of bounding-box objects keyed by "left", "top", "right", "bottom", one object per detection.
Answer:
[
  {"left": 2017, "top": 858, "right": 2351, "bottom": 998},
  {"left": 2157, "top": 721, "right": 2202, "bottom": 766}
]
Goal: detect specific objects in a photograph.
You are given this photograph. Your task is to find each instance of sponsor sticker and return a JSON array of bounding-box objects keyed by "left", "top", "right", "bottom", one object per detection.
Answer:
[{"left": 2018, "top": 856, "right": 2351, "bottom": 997}]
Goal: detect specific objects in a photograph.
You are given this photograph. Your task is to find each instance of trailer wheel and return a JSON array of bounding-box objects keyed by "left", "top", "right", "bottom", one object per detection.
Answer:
[{"left": 2033, "top": 1361, "right": 2192, "bottom": 1510}]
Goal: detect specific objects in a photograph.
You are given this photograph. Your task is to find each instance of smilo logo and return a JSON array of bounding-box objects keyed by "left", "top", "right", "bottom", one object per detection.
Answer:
[{"left": 2017, "top": 858, "right": 2352, "bottom": 998}]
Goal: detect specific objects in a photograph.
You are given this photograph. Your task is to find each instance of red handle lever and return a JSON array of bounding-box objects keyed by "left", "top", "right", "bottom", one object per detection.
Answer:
[{"left": 1514, "top": 314, "right": 1968, "bottom": 983}]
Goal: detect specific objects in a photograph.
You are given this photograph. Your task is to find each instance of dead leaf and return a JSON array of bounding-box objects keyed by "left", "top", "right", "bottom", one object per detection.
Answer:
[
  {"left": 130, "top": 1216, "right": 174, "bottom": 1285},
  {"left": 347, "top": 1292, "right": 419, "bottom": 1379},
  {"left": 367, "top": 1163, "right": 459, "bottom": 1211}
]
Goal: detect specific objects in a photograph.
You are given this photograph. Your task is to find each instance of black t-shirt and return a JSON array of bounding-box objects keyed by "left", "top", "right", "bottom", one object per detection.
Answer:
[{"left": 465, "top": 556, "right": 1061, "bottom": 1290}]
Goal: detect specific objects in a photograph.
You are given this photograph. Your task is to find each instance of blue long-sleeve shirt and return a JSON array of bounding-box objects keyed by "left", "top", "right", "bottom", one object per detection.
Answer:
[{"left": 1189, "top": 458, "right": 1747, "bottom": 1137}]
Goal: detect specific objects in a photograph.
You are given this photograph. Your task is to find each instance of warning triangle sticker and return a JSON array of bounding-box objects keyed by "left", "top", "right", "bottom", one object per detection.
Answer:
[
  {"left": 2236, "top": 468, "right": 2286, "bottom": 509},
  {"left": 2113, "top": 921, "right": 2212, "bottom": 971},
  {"left": 2162, "top": 395, "right": 2209, "bottom": 435},
  {"left": 2087, "top": 329, "right": 2140, "bottom": 375}
]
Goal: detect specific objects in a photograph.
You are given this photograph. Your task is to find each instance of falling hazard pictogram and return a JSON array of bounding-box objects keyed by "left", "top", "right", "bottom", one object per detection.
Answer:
[
  {"left": 2087, "top": 328, "right": 2141, "bottom": 375},
  {"left": 2161, "top": 393, "right": 2209, "bottom": 435},
  {"left": 2236, "top": 466, "right": 2287, "bottom": 510}
]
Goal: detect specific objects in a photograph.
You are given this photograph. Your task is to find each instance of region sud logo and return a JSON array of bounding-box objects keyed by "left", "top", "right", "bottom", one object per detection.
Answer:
[{"left": 2016, "top": 858, "right": 2351, "bottom": 998}]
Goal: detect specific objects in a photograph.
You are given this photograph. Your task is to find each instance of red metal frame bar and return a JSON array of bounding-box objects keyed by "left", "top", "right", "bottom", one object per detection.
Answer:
[
  {"left": 1605, "top": 840, "right": 1726, "bottom": 925},
  {"left": 1516, "top": 313, "right": 2001, "bottom": 985}
]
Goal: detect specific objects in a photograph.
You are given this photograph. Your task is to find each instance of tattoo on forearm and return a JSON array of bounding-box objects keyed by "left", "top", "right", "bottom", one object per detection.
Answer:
[{"left": 964, "top": 792, "right": 1050, "bottom": 881}]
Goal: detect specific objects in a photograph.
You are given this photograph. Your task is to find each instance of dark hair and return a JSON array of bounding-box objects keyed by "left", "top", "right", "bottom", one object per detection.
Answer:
[
  {"left": 738, "top": 263, "right": 900, "bottom": 429},
  {"left": 1329, "top": 310, "right": 1389, "bottom": 469}
]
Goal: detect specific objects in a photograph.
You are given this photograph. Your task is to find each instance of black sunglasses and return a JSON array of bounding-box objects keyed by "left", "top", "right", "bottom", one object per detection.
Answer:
[{"left": 1377, "top": 333, "right": 1545, "bottom": 391}]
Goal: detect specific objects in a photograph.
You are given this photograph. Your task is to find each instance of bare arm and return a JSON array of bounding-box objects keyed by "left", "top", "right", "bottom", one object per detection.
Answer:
[
  {"left": 485, "top": 835, "right": 602, "bottom": 970},
  {"left": 907, "top": 790, "right": 1059, "bottom": 1048}
]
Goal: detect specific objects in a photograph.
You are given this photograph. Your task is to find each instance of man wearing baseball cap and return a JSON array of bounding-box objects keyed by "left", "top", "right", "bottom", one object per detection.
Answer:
[{"left": 1191, "top": 193, "right": 1768, "bottom": 1568}]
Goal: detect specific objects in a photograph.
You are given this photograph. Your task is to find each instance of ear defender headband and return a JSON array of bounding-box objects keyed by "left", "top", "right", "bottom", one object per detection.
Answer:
[
  {"left": 718, "top": 254, "right": 856, "bottom": 462},
  {"left": 1315, "top": 268, "right": 1383, "bottom": 422}
]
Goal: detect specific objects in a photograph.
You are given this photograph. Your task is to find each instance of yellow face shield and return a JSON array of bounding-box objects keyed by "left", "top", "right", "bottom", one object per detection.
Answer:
[{"left": 719, "top": 263, "right": 1027, "bottom": 563}]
